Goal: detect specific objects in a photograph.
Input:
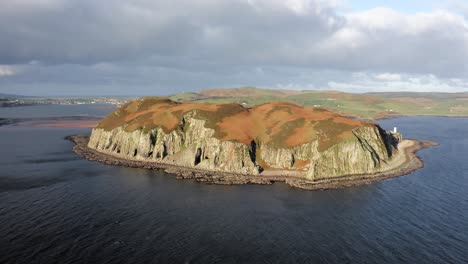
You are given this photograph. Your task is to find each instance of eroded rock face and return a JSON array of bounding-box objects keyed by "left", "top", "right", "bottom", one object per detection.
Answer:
[
  {"left": 307, "top": 126, "right": 398, "bottom": 180},
  {"left": 89, "top": 115, "right": 260, "bottom": 175},
  {"left": 88, "top": 111, "right": 402, "bottom": 180}
]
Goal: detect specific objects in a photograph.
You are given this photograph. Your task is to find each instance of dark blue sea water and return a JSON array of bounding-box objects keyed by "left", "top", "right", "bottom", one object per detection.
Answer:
[{"left": 0, "top": 105, "right": 467, "bottom": 263}]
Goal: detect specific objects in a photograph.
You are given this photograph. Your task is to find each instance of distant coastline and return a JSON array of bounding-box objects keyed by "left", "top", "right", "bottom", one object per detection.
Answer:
[
  {"left": 3, "top": 87, "right": 468, "bottom": 119},
  {"left": 67, "top": 135, "right": 438, "bottom": 190},
  {"left": 374, "top": 113, "right": 468, "bottom": 120}
]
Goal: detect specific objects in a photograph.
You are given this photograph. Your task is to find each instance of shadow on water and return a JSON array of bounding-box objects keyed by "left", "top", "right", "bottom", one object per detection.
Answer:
[
  {"left": 22, "top": 157, "right": 82, "bottom": 164},
  {"left": 0, "top": 176, "right": 67, "bottom": 192}
]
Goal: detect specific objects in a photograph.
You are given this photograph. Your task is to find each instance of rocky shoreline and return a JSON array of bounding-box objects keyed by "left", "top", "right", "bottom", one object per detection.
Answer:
[{"left": 66, "top": 134, "right": 438, "bottom": 190}]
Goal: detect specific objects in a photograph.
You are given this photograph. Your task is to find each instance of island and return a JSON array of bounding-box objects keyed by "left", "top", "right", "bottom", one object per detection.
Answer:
[{"left": 68, "top": 97, "right": 437, "bottom": 190}]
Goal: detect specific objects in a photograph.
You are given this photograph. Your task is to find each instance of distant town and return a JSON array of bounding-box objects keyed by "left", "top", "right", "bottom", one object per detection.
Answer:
[{"left": 0, "top": 93, "right": 134, "bottom": 107}]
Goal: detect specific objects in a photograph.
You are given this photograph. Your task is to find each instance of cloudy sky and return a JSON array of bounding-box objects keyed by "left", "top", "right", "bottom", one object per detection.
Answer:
[{"left": 0, "top": 0, "right": 467, "bottom": 96}]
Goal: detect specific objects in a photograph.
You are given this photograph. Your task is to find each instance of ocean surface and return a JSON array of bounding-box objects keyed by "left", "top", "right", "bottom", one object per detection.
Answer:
[{"left": 0, "top": 105, "right": 467, "bottom": 264}]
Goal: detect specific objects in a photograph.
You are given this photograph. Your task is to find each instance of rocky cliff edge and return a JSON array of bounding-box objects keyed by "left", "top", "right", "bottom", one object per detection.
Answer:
[{"left": 86, "top": 97, "right": 404, "bottom": 181}]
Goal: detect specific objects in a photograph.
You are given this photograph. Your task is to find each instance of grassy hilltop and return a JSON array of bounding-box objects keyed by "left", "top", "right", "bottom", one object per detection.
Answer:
[
  {"left": 96, "top": 97, "right": 371, "bottom": 151},
  {"left": 169, "top": 87, "right": 468, "bottom": 119},
  {"left": 88, "top": 96, "right": 408, "bottom": 182}
]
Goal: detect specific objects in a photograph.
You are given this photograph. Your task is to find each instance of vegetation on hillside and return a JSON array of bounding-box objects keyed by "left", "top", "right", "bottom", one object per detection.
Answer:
[
  {"left": 96, "top": 97, "right": 372, "bottom": 149},
  {"left": 169, "top": 87, "right": 468, "bottom": 119}
]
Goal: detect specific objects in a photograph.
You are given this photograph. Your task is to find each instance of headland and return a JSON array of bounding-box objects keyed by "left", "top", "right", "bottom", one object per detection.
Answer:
[{"left": 66, "top": 97, "right": 437, "bottom": 190}]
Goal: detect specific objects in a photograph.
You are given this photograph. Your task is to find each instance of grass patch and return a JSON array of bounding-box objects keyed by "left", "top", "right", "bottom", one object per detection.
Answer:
[{"left": 96, "top": 97, "right": 371, "bottom": 150}]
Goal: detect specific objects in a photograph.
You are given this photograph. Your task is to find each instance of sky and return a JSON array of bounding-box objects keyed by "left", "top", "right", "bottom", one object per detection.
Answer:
[{"left": 0, "top": 0, "right": 467, "bottom": 96}]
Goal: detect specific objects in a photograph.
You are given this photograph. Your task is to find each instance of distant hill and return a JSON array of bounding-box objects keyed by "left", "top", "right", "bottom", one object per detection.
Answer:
[
  {"left": 0, "top": 93, "right": 30, "bottom": 99},
  {"left": 170, "top": 87, "right": 468, "bottom": 119}
]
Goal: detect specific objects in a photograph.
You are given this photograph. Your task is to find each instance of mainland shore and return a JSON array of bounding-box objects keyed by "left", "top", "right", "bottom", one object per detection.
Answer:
[{"left": 66, "top": 135, "right": 438, "bottom": 190}]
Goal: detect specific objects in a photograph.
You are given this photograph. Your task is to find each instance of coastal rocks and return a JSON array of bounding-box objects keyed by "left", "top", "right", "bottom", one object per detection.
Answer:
[
  {"left": 67, "top": 134, "right": 437, "bottom": 190},
  {"left": 307, "top": 126, "right": 398, "bottom": 180},
  {"left": 258, "top": 142, "right": 317, "bottom": 170},
  {"left": 88, "top": 110, "right": 402, "bottom": 180},
  {"left": 88, "top": 115, "right": 260, "bottom": 175}
]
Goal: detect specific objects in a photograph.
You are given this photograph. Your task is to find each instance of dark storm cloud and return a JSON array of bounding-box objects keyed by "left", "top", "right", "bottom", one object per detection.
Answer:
[
  {"left": 0, "top": 0, "right": 341, "bottom": 65},
  {"left": 0, "top": 0, "right": 467, "bottom": 95}
]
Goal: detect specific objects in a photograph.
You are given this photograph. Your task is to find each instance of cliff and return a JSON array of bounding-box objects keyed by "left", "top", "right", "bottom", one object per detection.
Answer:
[{"left": 87, "top": 97, "right": 403, "bottom": 181}]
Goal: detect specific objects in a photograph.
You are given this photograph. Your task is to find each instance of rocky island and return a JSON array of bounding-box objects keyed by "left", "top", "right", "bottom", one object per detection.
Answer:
[{"left": 68, "top": 97, "right": 437, "bottom": 190}]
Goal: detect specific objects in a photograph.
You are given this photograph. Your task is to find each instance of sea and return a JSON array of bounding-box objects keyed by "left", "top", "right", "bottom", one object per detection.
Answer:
[{"left": 0, "top": 104, "right": 467, "bottom": 263}]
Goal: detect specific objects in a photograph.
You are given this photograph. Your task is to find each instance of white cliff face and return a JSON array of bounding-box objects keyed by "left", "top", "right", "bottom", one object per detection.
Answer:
[
  {"left": 88, "top": 113, "right": 400, "bottom": 180},
  {"left": 307, "top": 126, "right": 398, "bottom": 180},
  {"left": 88, "top": 115, "right": 260, "bottom": 175},
  {"left": 258, "top": 141, "right": 318, "bottom": 169}
]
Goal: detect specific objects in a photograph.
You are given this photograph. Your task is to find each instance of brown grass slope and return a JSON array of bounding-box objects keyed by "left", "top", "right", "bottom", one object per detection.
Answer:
[{"left": 97, "top": 97, "right": 375, "bottom": 150}]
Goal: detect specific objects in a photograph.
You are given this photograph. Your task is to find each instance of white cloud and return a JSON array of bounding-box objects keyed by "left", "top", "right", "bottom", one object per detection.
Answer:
[
  {"left": 245, "top": 0, "right": 340, "bottom": 15},
  {"left": 0, "top": 66, "right": 15, "bottom": 77},
  {"left": 374, "top": 73, "right": 402, "bottom": 81},
  {"left": 0, "top": 0, "right": 468, "bottom": 94},
  {"left": 328, "top": 72, "right": 468, "bottom": 92},
  {"left": 448, "top": 0, "right": 468, "bottom": 18},
  {"left": 312, "top": 7, "right": 468, "bottom": 77}
]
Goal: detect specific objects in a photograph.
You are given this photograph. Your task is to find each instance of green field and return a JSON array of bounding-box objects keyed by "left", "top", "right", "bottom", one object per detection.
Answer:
[{"left": 169, "top": 87, "right": 468, "bottom": 119}]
